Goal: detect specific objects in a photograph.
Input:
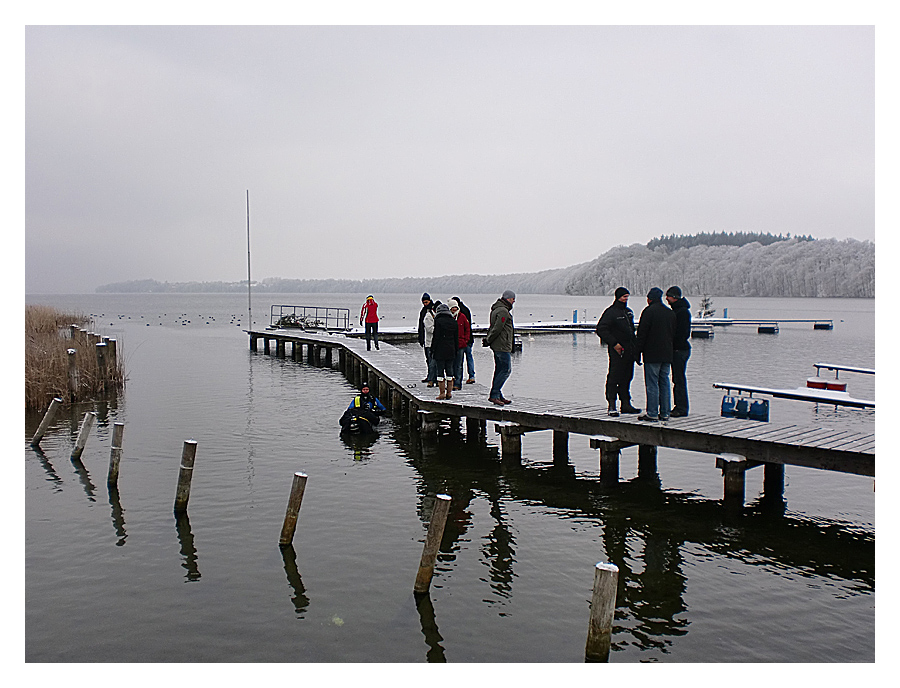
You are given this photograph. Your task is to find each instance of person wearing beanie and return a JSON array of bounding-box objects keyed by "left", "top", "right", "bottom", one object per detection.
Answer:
[
  {"left": 483, "top": 290, "right": 516, "bottom": 404},
  {"left": 417, "top": 293, "right": 435, "bottom": 383},
  {"left": 595, "top": 287, "right": 641, "bottom": 416},
  {"left": 452, "top": 296, "right": 476, "bottom": 384},
  {"left": 635, "top": 287, "right": 676, "bottom": 421},
  {"left": 431, "top": 302, "right": 459, "bottom": 399},
  {"left": 359, "top": 294, "right": 380, "bottom": 351},
  {"left": 665, "top": 286, "right": 692, "bottom": 417},
  {"left": 448, "top": 299, "right": 471, "bottom": 391}
]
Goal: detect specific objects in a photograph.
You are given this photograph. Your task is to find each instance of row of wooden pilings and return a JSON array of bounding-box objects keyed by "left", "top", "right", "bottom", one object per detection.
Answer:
[
  {"left": 67, "top": 325, "right": 120, "bottom": 398},
  {"left": 250, "top": 333, "right": 621, "bottom": 661}
]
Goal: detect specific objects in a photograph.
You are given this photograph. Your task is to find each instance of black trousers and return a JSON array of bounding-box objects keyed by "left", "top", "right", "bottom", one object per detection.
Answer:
[
  {"left": 605, "top": 350, "right": 635, "bottom": 407},
  {"left": 364, "top": 322, "right": 379, "bottom": 349}
]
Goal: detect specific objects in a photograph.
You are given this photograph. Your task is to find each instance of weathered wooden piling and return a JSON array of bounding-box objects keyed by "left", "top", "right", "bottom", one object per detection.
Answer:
[
  {"left": 173, "top": 440, "right": 198, "bottom": 513},
  {"left": 107, "top": 422, "right": 125, "bottom": 486},
  {"left": 553, "top": 430, "right": 569, "bottom": 460},
  {"left": 31, "top": 397, "right": 63, "bottom": 447},
  {"left": 279, "top": 472, "right": 309, "bottom": 546},
  {"left": 414, "top": 494, "right": 452, "bottom": 593},
  {"left": 95, "top": 342, "right": 108, "bottom": 387},
  {"left": 70, "top": 411, "right": 97, "bottom": 462},
  {"left": 67, "top": 348, "right": 79, "bottom": 399},
  {"left": 638, "top": 444, "right": 658, "bottom": 479},
  {"left": 585, "top": 562, "right": 619, "bottom": 662},
  {"left": 106, "top": 337, "right": 117, "bottom": 370}
]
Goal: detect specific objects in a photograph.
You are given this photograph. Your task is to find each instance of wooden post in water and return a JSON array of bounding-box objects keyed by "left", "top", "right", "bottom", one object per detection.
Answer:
[
  {"left": 67, "top": 348, "right": 78, "bottom": 400},
  {"left": 325, "top": 346, "right": 333, "bottom": 367},
  {"left": 95, "top": 342, "right": 108, "bottom": 389},
  {"left": 392, "top": 386, "right": 402, "bottom": 416},
  {"left": 553, "top": 430, "right": 569, "bottom": 460},
  {"left": 638, "top": 444, "right": 658, "bottom": 479},
  {"left": 174, "top": 440, "right": 198, "bottom": 513},
  {"left": 70, "top": 411, "right": 97, "bottom": 462},
  {"left": 31, "top": 397, "right": 64, "bottom": 447},
  {"left": 107, "top": 422, "right": 125, "bottom": 486},
  {"left": 414, "top": 494, "right": 452, "bottom": 594},
  {"left": 279, "top": 472, "right": 309, "bottom": 546},
  {"left": 716, "top": 454, "right": 748, "bottom": 508},
  {"left": 106, "top": 337, "right": 118, "bottom": 372},
  {"left": 585, "top": 562, "right": 619, "bottom": 662}
]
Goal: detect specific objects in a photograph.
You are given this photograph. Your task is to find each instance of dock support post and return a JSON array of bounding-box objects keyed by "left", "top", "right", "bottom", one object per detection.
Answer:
[
  {"left": 392, "top": 387, "right": 402, "bottom": 416},
  {"left": 716, "top": 454, "right": 748, "bottom": 508},
  {"left": 279, "top": 472, "right": 309, "bottom": 546},
  {"left": 339, "top": 348, "right": 346, "bottom": 373},
  {"left": 276, "top": 339, "right": 285, "bottom": 357},
  {"left": 420, "top": 411, "right": 441, "bottom": 435},
  {"left": 353, "top": 359, "right": 361, "bottom": 387},
  {"left": 71, "top": 411, "right": 97, "bottom": 462},
  {"left": 590, "top": 436, "right": 623, "bottom": 485},
  {"left": 31, "top": 397, "right": 63, "bottom": 447},
  {"left": 466, "top": 416, "right": 483, "bottom": 441},
  {"left": 496, "top": 422, "right": 533, "bottom": 460},
  {"left": 264, "top": 338, "right": 270, "bottom": 354},
  {"left": 174, "top": 440, "right": 198, "bottom": 514},
  {"left": 409, "top": 401, "right": 419, "bottom": 429},
  {"left": 414, "top": 494, "right": 452, "bottom": 594},
  {"left": 250, "top": 335, "right": 258, "bottom": 351},
  {"left": 107, "top": 422, "right": 125, "bottom": 487},
  {"left": 307, "top": 343, "right": 315, "bottom": 364},
  {"left": 325, "top": 347, "right": 333, "bottom": 367},
  {"left": 763, "top": 462, "right": 784, "bottom": 499},
  {"left": 638, "top": 445, "right": 658, "bottom": 480},
  {"left": 585, "top": 562, "right": 619, "bottom": 662},
  {"left": 553, "top": 430, "right": 569, "bottom": 461}
]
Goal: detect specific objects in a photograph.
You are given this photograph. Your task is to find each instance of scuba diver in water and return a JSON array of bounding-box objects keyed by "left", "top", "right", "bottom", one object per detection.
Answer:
[{"left": 339, "top": 383, "right": 386, "bottom": 434}]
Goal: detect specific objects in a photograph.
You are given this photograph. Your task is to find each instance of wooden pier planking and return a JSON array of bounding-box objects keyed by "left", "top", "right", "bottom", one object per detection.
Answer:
[{"left": 249, "top": 329, "right": 874, "bottom": 478}]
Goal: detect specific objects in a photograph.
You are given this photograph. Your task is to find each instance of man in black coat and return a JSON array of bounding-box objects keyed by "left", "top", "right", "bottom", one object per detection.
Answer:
[
  {"left": 635, "top": 287, "right": 675, "bottom": 422},
  {"left": 665, "top": 286, "right": 692, "bottom": 417},
  {"left": 595, "top": 287, "right": 641, "bottom": 416}
]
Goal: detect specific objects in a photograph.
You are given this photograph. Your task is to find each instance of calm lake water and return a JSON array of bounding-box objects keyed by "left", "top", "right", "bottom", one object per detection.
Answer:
[{"left": 24, "top": 292, "right": 875, "bottom": 663}]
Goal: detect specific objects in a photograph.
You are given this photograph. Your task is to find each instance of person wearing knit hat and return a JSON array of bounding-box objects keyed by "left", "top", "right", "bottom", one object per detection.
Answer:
[
  {"left": 635, "top": 287, "right": 676, "bottom": 421},
  {"left": 665, "top": 286, "right": 692, "bottom": 417},
  {"left": 595, "top": 287, "right": 641, "bottom": 416},
  {"left": 452, "top": 296, "right": 476, "bottom": 384},
  {"left": 484, "top": 290, "right": 516, "bottom": 404},
  {"left": 359, "top": 294, "right": 380, "bottom": 351},
  {"left": 417, "top": 293, "right": 435, "bottom": 383},
  {"left": 431, "top": 302, "right": 459, "bottom": 399}
]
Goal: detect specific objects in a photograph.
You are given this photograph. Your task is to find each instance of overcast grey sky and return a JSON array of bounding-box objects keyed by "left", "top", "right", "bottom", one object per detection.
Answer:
[{"left": 24, "top": 24, "right": 874, "bottom": 294}]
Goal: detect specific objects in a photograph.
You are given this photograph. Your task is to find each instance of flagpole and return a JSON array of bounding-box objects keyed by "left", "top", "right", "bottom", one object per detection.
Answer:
[{"left": 246, "top": 190, "right": 252, "bottom": 329}]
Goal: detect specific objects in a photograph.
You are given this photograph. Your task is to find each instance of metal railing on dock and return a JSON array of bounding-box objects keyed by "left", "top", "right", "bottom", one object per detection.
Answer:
[{"left": 269, "top": 305, "right": 351, "bottom": 331}]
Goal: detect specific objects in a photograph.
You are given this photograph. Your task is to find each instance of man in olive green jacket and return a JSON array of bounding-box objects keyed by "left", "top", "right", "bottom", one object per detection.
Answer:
[{"left": 483, "top": 290, "right": 516, "bottom": 404}]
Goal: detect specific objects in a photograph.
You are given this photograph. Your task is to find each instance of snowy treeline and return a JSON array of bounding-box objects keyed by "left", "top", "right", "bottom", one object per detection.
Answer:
[
  {"left": 97, "top": 236, "right": 873, "bottom": 297},
  {"left": 563, "top": 237, "right": 874, "bottom": 297}
]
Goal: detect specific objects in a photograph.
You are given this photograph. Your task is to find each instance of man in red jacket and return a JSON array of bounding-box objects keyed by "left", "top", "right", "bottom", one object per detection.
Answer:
[{"left": 360, "top": 295, "right": 380, "bottom": 350}]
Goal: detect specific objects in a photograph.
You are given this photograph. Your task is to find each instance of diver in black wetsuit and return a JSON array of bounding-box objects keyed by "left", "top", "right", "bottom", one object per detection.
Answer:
[{"left": 339, "top": 383, "right": 386, "bottom": 434}]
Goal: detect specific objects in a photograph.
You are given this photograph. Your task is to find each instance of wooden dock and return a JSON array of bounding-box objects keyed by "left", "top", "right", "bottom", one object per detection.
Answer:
[{"left": 248, "top": 329, "right": 875, "bottom": 507}]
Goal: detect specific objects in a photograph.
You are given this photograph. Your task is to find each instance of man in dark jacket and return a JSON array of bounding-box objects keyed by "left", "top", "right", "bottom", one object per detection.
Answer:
[
  {"left": 635, "top": 287, "right": 675, "bottom": 422},
  {"left": 483, "top": 290, "right": 515, "bottom": 405},
  {"left": 595, "top": 287, "right": 641, "bottom": 416},
  {"left": 665, "top": 286, "right": 692, "bottom": 417}
]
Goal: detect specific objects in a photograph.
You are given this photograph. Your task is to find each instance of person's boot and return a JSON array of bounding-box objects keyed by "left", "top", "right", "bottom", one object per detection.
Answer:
[
  {"left": 619, "top": 398, "right": 641, "bottom": 414},
  {"left": 437, "top": 380, "right": 447, "bottom": 399},
  {"left": 446, "top": 379, "right": 453, "bottom": 399}
]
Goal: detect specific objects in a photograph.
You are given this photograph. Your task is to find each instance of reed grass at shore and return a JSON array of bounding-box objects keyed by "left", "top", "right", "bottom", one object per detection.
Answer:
[{"left": 25, "top": 305, "right": 125, "bottom": 410}]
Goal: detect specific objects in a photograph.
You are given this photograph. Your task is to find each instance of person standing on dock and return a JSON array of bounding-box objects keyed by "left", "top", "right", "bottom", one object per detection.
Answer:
[
  {"left": 432, "top": 303, "right": 459, "bottom": 399},
  {"left": 453, "top": 296, "right": 476, "bottom": 384},
  {"left": 418, "top": 294, "right": 436, "bottom": 386},
  {"left": 665, "top": 286, "right": 691, "bottom": 417},
  {"left": 449, "top": 299, "right": 471, "bottom": 391},
  {"left": 595, "top": 287, "right": 642, "bottom": 417},
  {"left": 636, "top": 287, "right": 675, "bottom": 422},
  {"left": 360, "top": 295, "right": 380, "bottom": 351},
  {"left": 484, "top": 290, "right": 516, "bottom": 405}
]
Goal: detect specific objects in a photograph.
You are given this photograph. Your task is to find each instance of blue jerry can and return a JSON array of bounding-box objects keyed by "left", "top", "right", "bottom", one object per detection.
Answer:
[
  {"left": 721, "top": 395, "right": 737, "bottom": 417},
  {"left": 749, "top": 399, "right": 769, "bottom": 422},
  {"left": 735, "top": 398, "right": 750, "bottom": 419}
]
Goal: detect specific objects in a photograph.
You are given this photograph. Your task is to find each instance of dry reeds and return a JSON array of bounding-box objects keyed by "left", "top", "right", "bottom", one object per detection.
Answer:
[{"left": 25, "top": 305, "right": 125, "bottom": 410}]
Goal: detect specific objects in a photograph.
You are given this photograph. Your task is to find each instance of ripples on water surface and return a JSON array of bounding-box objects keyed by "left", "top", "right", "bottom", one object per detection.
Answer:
[{"left": 25, "top": 293, "right": 874, "bottom": 663}]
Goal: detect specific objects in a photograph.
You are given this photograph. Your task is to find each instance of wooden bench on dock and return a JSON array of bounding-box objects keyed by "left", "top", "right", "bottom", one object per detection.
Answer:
[{"left": 248, "top": 329, "right": 875, "bottom": 507}]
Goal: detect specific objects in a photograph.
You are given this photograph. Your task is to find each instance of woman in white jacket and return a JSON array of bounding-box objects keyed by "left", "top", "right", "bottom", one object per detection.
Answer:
[{"left": 423, "top": 304, "right": 437, "bottom": 387}]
